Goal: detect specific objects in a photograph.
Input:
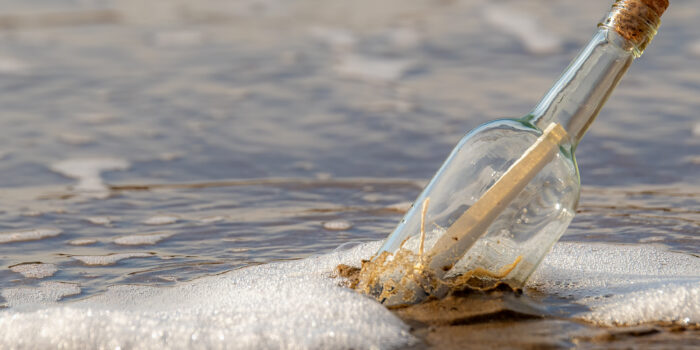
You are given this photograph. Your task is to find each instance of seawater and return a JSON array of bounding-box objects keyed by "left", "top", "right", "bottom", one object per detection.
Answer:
[{"left": 0, "top": 0, "right": 698, "bottom": 348}]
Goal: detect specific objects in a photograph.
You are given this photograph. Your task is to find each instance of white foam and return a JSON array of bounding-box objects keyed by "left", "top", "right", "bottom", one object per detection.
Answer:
[
  {"left": 198, "top": 215, "right": 225, "bottom": 223},
  {"left": 50, "top": 158, "right": 129, "bottom": 193},
  {"left": 386, "top": 201, "right": 411, "bottom": 213},
  {"left": 68, "top": 239, "right": 98, "bottom": 246},
  {"left": 9, "top": 263, "right": 58, "bottom": 279},
  {"left": 143, "top": 215, "right": 179, "bottom": 225},
  {"left": 114, "top": 232, "right": 174, "bottom": 246},
  {"left": 0, "top": 241, "right": 415, "bottom": 349},
  {"left": 2, "top": 282, "right": 80, "bottom": 308},
  {"left": 529, "top": 242, "right": 700, "bottom": 326},
  {"left": 85, "top": 216, "right": 113, "bottom": 225},
  {"left": 0, "top": 228, "right": 62, "bottom": 244},
  {"left": 72, "top": 252, "right": 154, "bottom": 266},
  {"left": 1, "top": 241, "right": 697, "bottom": 348},
  {"left": 323, "top": 220, "right": 353, "bottom": 231}
]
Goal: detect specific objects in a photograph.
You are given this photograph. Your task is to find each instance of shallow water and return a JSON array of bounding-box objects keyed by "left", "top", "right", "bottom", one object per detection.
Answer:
[{"left": 0, "top": 0, "right": 698, "bottom": 348}]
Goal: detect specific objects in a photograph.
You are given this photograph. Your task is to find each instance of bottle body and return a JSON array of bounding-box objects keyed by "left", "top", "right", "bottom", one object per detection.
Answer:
[
  {"left": 448, "top": 119, "right": 579, "bottom": 287},
  {"left": 376, "top": 119, "right": 579, "bottom": 289}
]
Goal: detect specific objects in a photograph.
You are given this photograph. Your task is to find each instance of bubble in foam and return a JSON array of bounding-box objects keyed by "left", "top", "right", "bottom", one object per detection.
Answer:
[
  {"left": 143, "top": 215, "right": 179, "bottom": 225},
  {"left": 72, "top": 252, "right": 154, "bottom": 266},
  {"left": 0, "top": 228, "right": 62, "bottom": 244},
  {"left": 113, "top": 231, "right": 174, "bottom": 246},
  {"left": 9, "top": 263, "right": 58, "bottom": 279}
]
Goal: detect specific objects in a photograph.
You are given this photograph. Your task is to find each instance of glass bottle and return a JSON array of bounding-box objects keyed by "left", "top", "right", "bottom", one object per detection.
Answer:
[{"left": 358, "top": 0, "right": 668, "bottom": 306}]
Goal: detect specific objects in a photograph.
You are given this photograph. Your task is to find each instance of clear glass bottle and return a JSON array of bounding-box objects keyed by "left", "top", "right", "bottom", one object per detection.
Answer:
[{"left": 358, "top": 0, "right": 668, "bottom": 306}]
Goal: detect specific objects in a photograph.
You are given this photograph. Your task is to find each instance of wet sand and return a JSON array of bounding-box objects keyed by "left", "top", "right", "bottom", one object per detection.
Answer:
[
  {"left": 396, "top": 289, "right": 700, "bottom": 349},
  {"left": 337, "top": 258, "right": 700, "bottom": 348}
]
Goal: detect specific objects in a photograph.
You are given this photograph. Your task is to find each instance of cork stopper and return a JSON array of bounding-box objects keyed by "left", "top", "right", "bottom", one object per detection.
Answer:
[
  {"left": 638, "top": 0, "right": 669, "bottom": 18},
  {"left": 600, "top": 0, "right": 668, "bottom": 56}
]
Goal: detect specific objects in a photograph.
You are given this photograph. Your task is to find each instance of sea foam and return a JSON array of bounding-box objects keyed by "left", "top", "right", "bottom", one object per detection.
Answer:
[
  {"left": 0, "top": 241, "right": 414, "bottom": 349},
  {"left": 143, "top": 215, "right": 179, "bottom": 225},
  {"left": 72, "top": 252, "right": 155, "bottom": 266},
  {"left": 3, "top": 282, "right": 81, "bottom": 308},
  {"left": 0, "top": 241, "right": 697, "bottom": 349},
  {"left": 9, "top": 263, "right": 58, "bottom": 279},
  {"left": 0, "top": 228, "right": 62, "bottom": 244},
  {"left": 50, "top": 158, "right": 129, "bottom": 194},
  {"left": 113, "top": 231, "right": 174, "bottom": 245},
  {"left": 530, "top": 242, "right": 700, "bottom": 326}
]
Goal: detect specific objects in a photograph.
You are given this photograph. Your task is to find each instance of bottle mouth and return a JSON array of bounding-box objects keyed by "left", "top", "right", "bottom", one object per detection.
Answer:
[{"left": 599, "top": 0, "right": 668, "bottom": 57}]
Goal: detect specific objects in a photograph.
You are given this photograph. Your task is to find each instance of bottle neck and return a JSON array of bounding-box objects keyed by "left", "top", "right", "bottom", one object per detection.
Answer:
[
  {"left": 529, "top": 0, "right": 663, "bottom": 146},
  {"left": 529, "top": 29, "right": 633, "bottom": 145}
]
